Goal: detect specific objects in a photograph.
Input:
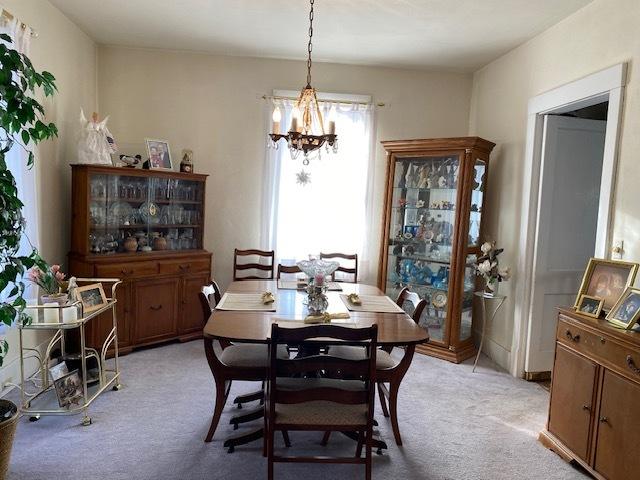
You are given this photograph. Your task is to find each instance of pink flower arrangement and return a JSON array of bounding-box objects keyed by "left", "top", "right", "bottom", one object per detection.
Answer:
[{"left": 27, "top": 264, "right": 66, "bottom": 295}]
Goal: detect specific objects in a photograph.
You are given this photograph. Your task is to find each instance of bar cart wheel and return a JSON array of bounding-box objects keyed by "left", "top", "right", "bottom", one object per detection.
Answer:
[
  {"left": 82, "top": 416, "right": 92, "bottom": 426},
  {"left": 29, "top": 415, "right": 40, "bottom": 422},
  {"left": 113, "top": 383, "right": 123, "bottom": 391}
]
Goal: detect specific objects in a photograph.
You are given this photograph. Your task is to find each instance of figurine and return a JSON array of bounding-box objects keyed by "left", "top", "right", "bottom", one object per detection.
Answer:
[
  {"left": 77, "top": 110, "right": 117, "bottom": 165},
  {"left": 405, "top": 163, "right": 419, "bottom": 188},
  {"left": 118, "top": 154, "right": 141, "bottom": 168},
  {"left": 180, "top": 149, "right": 194, "bottom": 173},
  {"left": 417, "top": 165, "right": 429, "bottom": 189}
]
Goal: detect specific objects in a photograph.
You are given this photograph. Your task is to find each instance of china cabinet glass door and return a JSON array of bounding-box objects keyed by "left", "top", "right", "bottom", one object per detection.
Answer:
[
  {"left": 87, "top": 171, "right": 204, "bottom": 255},
  {"left": 385, "top": 154, "right": 460, "bottom": 344}
]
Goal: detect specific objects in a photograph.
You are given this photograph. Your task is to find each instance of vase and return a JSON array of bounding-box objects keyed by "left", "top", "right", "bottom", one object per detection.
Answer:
[{"left": 40, "top": 293, "right": 69, "bottom": 306}]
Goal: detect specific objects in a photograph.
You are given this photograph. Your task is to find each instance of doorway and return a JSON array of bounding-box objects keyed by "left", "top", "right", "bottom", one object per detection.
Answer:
[{"left": 512, "top": 64, "right": 626, "bottom": 378}]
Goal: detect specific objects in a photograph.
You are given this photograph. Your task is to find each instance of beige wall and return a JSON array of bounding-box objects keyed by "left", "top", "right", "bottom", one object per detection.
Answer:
[
  {"left": 468, "top": 0, "right": 640, "bottom": 371},
  {"left": 0, "top": 0, "right": 97, "bottom": 388},
  {"left": 97, "top": 46, "right": 473, "bottom": 288}
]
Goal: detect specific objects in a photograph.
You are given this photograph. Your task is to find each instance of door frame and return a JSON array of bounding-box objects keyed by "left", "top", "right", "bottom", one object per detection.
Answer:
[{"left": 512, "top": 63, "right": 627, "bottom": 377}]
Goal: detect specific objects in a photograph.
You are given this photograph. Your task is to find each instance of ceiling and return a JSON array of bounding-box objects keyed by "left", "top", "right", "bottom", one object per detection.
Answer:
[{"left": 50, "top": 0, "right": 592, "bottom": 72}]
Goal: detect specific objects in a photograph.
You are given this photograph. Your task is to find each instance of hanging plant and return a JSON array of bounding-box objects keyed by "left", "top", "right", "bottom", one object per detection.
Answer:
[{"left": 0, "top": 32, "right": 59, "bottom": 366}]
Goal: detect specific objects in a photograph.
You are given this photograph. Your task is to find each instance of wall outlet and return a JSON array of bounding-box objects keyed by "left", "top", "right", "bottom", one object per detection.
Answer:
[{"left": 612, "top": 239, "right": 624, "bottom": 259}]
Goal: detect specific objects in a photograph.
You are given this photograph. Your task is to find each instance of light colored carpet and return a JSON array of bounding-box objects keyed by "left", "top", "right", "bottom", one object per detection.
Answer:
[{"left": 5, "top": 341, "right": 587, "bottom": 480}]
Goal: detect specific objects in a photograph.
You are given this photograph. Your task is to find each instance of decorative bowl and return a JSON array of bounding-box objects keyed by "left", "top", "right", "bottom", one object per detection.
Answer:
[{"left": 296, "top": 259, "right": 340, "bottom": 279}]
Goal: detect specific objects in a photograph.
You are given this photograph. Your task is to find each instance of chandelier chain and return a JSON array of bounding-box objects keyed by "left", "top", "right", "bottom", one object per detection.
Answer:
[{"left": 306, "top": 0, "right": 314, "bottom": 87}]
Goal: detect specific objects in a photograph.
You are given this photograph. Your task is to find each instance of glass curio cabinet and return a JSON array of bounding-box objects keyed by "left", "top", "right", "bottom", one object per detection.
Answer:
[{"left": 379, "top": 137, "right": 495, "bottom": 363}]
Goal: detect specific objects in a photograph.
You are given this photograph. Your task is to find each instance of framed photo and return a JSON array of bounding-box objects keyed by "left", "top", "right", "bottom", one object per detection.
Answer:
[
  {"left": 145, "top": 138, "right": 173, "bottom": 170},
  {"left": 74, "top": 283, "right": 108, "bottom": 314},
  {"left": 574, "top": 258, "right": 639, "bottom": 312},
  {"left": 49, "top": 361, "right": 69, "bottom": 382},
  {"left": 53, "top": 370, "right": 84, "bottom": 408},
  {"left": 606, "top": 287, "right": 640, "bottom": 329},
  {"left": 576, "top": 294, "right": 604, "bottom": 318}
]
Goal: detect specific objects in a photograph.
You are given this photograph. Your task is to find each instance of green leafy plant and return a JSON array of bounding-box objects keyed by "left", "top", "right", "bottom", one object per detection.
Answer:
[{"left": 0, "top": 33, "right": 58, "bottom": 367}]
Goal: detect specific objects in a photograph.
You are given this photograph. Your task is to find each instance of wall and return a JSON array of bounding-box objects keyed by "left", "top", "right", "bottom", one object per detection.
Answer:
[
  {"left": 468, "top": 0, "right": 640, "bottom": 372},
  {"left": 0, "top": 0, "right": 97, "bottom": 390},
  {"left": 97, "top": 46, "right": 473, "bottom": 289}
]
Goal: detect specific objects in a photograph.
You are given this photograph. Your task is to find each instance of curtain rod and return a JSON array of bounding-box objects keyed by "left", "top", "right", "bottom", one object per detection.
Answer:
[
  {"left": 262, "top": 94, "right": 385, "bottom": 107},
  {"left": 1, "top": 9, "right": 38, "bottom": 37}
]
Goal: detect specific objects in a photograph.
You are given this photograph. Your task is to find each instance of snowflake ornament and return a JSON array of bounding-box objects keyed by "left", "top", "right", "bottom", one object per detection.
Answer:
[{"left": 296, "top": 170, "right": 311, "bottom": 186}]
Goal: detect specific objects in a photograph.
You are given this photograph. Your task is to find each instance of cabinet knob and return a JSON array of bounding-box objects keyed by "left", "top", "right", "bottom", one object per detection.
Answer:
[
  {"left": 150, "top": 304, "right": 162, "bottom": 311},
  {"left": 626, "top": 355, "right": 640, "bottom": 375},
  {"left": 121, "top": 269, "right": 133, "bottom": 275},
  {"left": 179, "top": 264, "right": 191, "bottom": 270},
  {"left": 565, "top": 330, "right": 580, "bottom": 342},
  {"left": 599, "top": 337, "right": 606, "bottom": 344},
  {"left": 599, "top": 416, "right": 609, "bottom": 425},
  {"left": 582, "top": 405, "right": 591, "bottom": 412}
]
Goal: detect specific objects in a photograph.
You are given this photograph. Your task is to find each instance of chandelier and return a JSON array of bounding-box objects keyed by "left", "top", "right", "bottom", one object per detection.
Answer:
[{"left": 268, "top": 0, "right": 338, "bottom": 166}]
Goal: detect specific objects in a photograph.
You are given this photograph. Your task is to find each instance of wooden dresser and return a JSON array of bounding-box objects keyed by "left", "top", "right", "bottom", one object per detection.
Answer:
[
  {"left": 68, "top": 165, "right": 212, "bottom": 355},
  {"left": 539, "top": 308, "right": 640, "bottom": 480}
]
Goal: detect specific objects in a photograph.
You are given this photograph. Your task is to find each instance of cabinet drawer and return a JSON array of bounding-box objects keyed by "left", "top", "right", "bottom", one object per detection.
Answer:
[
  {"left": 96, "top": 261, "right": 158, "bottom": 279},
  {"left": 558, "top": 315, "right": 640, "bottom": 383},
  {"left": 158, "top": 258, "right": 210, "bottom": 275}
]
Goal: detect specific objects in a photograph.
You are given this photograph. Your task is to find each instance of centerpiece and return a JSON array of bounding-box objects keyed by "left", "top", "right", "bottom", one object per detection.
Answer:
[{"left": 296, "top": 258, "right": 339, "bottom": 315}]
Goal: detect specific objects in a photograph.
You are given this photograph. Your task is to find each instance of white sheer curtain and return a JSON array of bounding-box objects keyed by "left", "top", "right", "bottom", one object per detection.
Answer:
[
  {"left": 0, "top": 11, "right": 38, "bottom": 322},
  {"left": 262, "top": 91, "right": 375, "bottom": 281}
]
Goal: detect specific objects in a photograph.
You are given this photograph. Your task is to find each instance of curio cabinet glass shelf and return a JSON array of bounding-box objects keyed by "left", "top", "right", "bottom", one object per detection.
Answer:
[{"left": 378, "top": 137, "right": 495, "bottom": 363}]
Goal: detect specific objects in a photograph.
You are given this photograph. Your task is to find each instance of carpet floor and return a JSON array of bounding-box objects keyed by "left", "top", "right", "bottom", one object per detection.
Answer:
[{"left": 6, "top": 340, "right": 588, "bottom": 480}]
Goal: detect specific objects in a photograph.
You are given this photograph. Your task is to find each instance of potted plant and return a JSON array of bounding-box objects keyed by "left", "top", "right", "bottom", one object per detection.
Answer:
[
  {"left": 0, "top": 33, "right": 58, "bottom": 478},
  {"left": 27, "top": 264, "right": 67, "bottom": 305}
]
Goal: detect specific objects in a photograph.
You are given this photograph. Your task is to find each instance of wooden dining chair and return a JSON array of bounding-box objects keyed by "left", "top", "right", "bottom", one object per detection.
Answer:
[
  {"left": 319, "top": 252, "right": 358, "bottom": 283},
  {"left": 327, "top": 287, "right": 426, "bottom": 446},
  {"left": 233, "top": 248, "right": 275, "bottom": 281},
  {"left": 266, "top": 324, "right": 378, "bottom": 480},
  {"left": 200, "top": 282, "right": 288, "bottom": 444},
  {"left": 276, "top": 264, "right": 301, "bottom": 280}
]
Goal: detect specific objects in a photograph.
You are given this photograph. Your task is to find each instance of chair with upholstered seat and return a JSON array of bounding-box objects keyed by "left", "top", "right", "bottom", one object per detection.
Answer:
[
  {"left": 233, "top": 248, "right": 275, "bottom": 281},
  {"left": 326, "top": 287, "right": 426, "bottom": 446},
  {"left": 266, "top": 324, "right": 378, "bottom": 480},
  {"left": 319, "top": 252, "right": 358, "bottom": 283},
  {"left": 201, "top": 282, "right": 288, "bottom": 443}
]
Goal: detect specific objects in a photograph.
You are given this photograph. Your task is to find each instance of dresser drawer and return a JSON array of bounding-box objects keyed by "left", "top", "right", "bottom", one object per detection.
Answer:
[
  {"left": 558, "top": 315, "right": 640, "bottom": 383},
  {"left": 96, "top": 261, "right": 159, "bottom": 279},
  {"left": 158, "top": 258, "right": 210, "bottom": 275}
]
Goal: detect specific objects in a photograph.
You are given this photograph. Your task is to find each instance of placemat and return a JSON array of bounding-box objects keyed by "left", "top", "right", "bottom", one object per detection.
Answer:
[
  {"left": 215, "top": 293, "right": 277, "bottom": 311},
  {"left": 339, "top": 294, "right": 405, "bottom": 313}
]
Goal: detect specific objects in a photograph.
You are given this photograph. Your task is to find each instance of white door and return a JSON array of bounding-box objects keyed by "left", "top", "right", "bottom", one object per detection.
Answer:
[{"left": 525, "top": 115, "right": 606, "bottom": 373}]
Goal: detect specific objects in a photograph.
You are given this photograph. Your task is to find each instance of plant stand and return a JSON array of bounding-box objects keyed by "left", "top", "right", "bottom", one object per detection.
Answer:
[
  {"left": 472, "top": 291, "right": 507, "bottom": 373},
  {"left": 18, "top": 278, "right": 123, "bottom": 426}
]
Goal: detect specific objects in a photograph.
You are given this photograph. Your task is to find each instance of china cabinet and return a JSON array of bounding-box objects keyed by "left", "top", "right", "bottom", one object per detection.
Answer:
[
  {"left": 379, "top": 137, "right": 495, "bottom": 363},
  {"left": 68, "top": 165, "right": 212, "bottom": 355},
  {"left": 540, "top": 308, "right": 640, "bottom": 480}
]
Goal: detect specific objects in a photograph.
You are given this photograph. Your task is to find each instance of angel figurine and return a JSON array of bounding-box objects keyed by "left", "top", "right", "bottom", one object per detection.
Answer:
[{"left": 77, "top": 110, "right": 117, "bottom": 165}]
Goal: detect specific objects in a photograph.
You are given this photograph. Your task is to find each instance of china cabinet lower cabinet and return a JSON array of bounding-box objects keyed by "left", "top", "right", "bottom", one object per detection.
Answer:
[
  {"left": 69, "top": 165, "right": 212, "bottom": 355},
  {"left": 540, "top": 308, "right": 640, "bottom": 480},
  {"left": 379, "top": 137, "right": 495, "bottom": 363}
]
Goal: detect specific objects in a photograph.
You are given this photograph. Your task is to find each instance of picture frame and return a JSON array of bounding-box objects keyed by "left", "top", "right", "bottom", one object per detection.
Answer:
[
  {"left": 53, "top": 369, "right": 84, "bottom": 408},
  {"left": 145, "top": 138, "right": 173, "bottom": 170},
  {"left": 574, "top": 258, "right": 639, "bottom": 312},
  {"left": 74, "top": 283, "right": 108, "bottom": 314},
  {"left": 576, "top": 294, "right": 604, "bottom": 318},
  {"left": 606, "top": 287, "right": 640, "bottom": 329},
  {"left": 49, "top": 361, "right": 69, "bottom": 382}
]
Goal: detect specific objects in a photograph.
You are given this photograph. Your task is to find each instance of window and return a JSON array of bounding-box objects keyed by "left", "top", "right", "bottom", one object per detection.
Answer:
[{"left": 262, "top": 91, "right": 375, "bottom": 281}]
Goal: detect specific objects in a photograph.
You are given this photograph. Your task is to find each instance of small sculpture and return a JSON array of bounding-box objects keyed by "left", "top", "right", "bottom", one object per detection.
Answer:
[
  {"left": 118, "top": 154, "right": 141, "bottom": 168},
  {"left": 77, "top": 110, "right": 117, "bottom": 165},
  {"left": 180, "top": 149, "right": 194, "bottom": 173},
  {"left": 417, "top": 165, "right": 429, "bottom": 188}
]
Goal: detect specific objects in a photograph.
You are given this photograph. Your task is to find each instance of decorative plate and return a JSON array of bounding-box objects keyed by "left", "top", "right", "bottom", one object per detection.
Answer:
[
  {"left": 107, "top": 201, "right": 133, "bottom": 225},
  {"left": 139, "top": 201, "right": 160, "bottom": 224},
  {"left": 432, "top": 290, "right": 448, "bottom": 309}
]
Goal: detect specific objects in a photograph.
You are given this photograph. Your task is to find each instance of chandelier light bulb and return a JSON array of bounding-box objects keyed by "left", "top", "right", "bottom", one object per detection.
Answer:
[
  {"left": 327, "top": 106, "right": 337, "bottom": 135},
  {"left": 272, "top": 106, "right": 282, "bottom": 134}
]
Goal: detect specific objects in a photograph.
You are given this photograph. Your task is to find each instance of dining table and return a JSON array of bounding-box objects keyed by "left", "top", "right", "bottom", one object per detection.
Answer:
[{"left": 202, "top": 279, "right": 429, "bottom": 453}]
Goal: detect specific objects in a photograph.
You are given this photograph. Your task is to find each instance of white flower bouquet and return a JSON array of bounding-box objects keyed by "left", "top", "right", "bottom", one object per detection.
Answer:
[{"left": 476, "top": 241, "right": 511, "bottom": 295}]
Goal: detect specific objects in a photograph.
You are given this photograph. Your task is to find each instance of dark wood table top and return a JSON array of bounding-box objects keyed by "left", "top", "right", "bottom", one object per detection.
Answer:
[{"left": 203, "top": 280, "right": 429, "bottom": 346}]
